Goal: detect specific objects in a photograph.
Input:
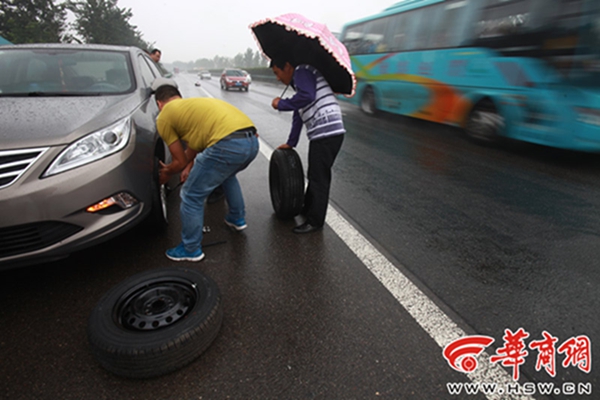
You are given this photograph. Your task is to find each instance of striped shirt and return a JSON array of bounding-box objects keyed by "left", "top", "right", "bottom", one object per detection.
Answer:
[{"left": 277, "top": 65, "right": 345, "bottom": 147}]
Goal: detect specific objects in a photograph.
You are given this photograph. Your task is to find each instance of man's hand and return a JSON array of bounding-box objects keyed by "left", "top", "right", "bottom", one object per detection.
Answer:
[
  {"left": 277, "top": 143, "right": 292, "bottom": 150},
  {"left": 271, "top": 97, "right": 280, "bottom": 110},
  {"left": 180, "top": 161, "right": 194, "bottom": 183},
  {"left": 159, "top": 140, "right": 189, "bottom": 185},
  {"left": 158, "top": 160, "right": 172, "bottom": 185}
]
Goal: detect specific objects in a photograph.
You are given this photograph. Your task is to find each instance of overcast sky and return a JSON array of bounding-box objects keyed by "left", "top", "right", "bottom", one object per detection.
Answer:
[{"left": 116, "top": 0, "right": 397, "bottom": 63}]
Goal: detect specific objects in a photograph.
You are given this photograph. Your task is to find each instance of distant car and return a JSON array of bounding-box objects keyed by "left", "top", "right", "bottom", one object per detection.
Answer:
[
  {"left": 195, "top": 81, "right": 202, "bottom": 87},
  {"left": 220, "top": 68, "right": 250, "bottom": 91},
  {"left": 0, "top": 43, "right": 177, "bottom": 270},
  {"left": 198, "top": 70, "right": 211, "bottom": 80}
]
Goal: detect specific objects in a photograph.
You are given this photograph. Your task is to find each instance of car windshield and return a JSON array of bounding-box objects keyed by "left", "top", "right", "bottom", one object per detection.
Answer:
[
  {"left": 225, "top": 70, "right": 244, "bottom": 76},
  {"left": 0, "top": 48, "right": 133, "bottom": 96}
]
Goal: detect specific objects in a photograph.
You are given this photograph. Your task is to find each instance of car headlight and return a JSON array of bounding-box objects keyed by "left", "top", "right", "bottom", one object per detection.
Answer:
[{"left": 43, "top": 117, "right": 132, "bottom": 177}]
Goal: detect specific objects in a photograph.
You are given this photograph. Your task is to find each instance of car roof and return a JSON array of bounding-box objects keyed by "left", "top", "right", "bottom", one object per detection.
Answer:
[{"left": 1, "top": 43, "right": 141, "bottom": 53}]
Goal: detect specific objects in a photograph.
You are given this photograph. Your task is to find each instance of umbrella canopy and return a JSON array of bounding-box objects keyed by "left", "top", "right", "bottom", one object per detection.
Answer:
[{"left": 250, "top": 13, "right": 356, "bottom": 97}]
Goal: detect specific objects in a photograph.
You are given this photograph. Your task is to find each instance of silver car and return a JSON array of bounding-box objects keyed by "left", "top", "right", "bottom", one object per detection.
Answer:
[{"left": 0, "top": 44, "right": 174, "bottom": 269}]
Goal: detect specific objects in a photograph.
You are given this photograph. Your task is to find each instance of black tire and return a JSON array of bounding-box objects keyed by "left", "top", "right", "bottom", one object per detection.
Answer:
[
  {"left": 88, "top": 267, "right": 222, "bottom": 379},
  {"left": 464, "top": 99, "right": 505, "bottom": 144},
  {"left": 148, "top": 157, "right": 168, "bottom": 230},
  {"left": 269, "top": 148, "right": 305, "bottom": 220},
  {"left": 360, "top": 86, "right": 377, "bottom": 116}
]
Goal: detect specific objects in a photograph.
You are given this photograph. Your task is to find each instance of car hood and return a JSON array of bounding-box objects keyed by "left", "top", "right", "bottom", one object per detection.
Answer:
[{"left": 0, "top": 95, "right": 144, "bottom": 149}]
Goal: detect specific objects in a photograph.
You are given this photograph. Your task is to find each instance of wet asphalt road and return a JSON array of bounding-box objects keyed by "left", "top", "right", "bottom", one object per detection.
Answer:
[{"left": 1, "top": 74, "right": 599, "bottom": 399}]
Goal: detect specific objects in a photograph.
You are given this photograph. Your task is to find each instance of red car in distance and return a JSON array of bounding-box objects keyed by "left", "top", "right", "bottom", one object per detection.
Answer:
[{"left": 220, "top": 69, "right": 250, "bottom": 91}]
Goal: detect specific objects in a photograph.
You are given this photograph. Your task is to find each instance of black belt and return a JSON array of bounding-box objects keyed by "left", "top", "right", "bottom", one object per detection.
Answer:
[{"left": 224, "top": 128, "right": 256, "bottom": 139}]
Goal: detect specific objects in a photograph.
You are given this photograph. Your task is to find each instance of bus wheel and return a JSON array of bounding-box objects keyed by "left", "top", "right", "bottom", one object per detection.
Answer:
[
  {"left": 88, "top": 268, "right": 222, "bottom": 379},
  {"left": 360, "top": 87, "right": 377, "bottom": 116},
  {"left": 465, "top": 100, "right": 505, "bottom": 144}
]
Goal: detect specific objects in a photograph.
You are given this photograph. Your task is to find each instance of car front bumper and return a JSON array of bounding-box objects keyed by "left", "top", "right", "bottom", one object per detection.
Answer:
[{"left": 0, "top": 140, "right": 153, "bottom": 270}]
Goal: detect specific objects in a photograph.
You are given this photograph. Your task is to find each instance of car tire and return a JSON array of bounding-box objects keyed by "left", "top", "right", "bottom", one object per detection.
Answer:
[
  {"left": 148, "top": 157, "right": 169, "bottom": 230},
  {"left": 465, "top": 99, "right": 504, "bottom": 145},
  {"left": 88, "top": 267, "right": 222, "bottom": 379},
  {"left": 269, "top": 148, "right": 305, "bottom": 220}
]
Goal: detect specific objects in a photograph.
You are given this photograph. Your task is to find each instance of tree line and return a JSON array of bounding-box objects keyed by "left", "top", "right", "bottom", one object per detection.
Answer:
[{"left": 0, "top": 0, "right": 266, "bottom": 68}]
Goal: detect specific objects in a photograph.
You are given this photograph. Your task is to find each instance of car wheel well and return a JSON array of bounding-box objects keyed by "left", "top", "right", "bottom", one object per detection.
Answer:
[{"left": 154, "top": 142, "right": 166, "bottom": 161}]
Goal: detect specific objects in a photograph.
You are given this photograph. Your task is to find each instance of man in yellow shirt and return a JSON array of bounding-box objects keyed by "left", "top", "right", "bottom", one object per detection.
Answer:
[{"left": 156, "top": 84, "right": 259, "bottom": 261}]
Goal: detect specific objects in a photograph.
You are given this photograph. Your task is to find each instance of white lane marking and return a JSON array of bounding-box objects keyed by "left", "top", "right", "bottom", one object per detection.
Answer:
[
  {"left": 199, "top": 86, "right": 213, "bottom": 98},
  {"left": 258, "top": 137, "right": 534, "bottom": 400}
]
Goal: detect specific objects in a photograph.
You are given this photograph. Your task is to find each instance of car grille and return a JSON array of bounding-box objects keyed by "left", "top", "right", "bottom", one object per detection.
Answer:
[
  {"left": 0, "top": 222, "right": 83, "bottom": 259},
  {"left": 0, "top": 148, "right": 49, "bottom": 189}
]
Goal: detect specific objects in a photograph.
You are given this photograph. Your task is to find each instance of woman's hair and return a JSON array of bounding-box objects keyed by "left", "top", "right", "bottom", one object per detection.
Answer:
[{"left": 155, "top": 85, "right": 181, "bottom": 102}]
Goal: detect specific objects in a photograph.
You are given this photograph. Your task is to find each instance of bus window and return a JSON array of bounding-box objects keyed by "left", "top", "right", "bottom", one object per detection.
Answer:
[
  {"left": 342, "top": 23, "right": 367, "bottom": 55},
  {"left": 412, "top": 8, "right": 432, "bottom": 49},
  {"left": 388, "top": 12, "right": 411, "bottom": 52},
  {"left": 544, "top": 0, "right": 600, "bottom": 80},
  {"left": 553, "top": 0, "right": 585, "bottom": 29},
  {"left": 476, "top": 0, "right": 535, "bottom": 38},
  {"left": 430, "top": 0, "right": 469, "bottom": 48},
  {"left": 363, "top": 17, "right": 391, "bottom": 53}
]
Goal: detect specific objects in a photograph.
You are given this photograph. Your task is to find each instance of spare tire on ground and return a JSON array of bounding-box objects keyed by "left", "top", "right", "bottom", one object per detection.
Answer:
[
  {"left": 269, "top": 148, "right": 305, "bottom": 219},
  {"left": 88, "top": 267, "right": 222, "bottom": 379}
]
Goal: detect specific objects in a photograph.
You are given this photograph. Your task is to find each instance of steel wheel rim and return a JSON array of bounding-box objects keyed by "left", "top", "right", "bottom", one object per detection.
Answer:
[{"left": 114, "top": 278, "right": 198, "bottom": 331}]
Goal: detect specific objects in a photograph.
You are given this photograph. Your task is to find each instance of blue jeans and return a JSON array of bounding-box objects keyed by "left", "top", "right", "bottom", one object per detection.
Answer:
[{"left": 179, "top": 134, "right": 259, "bottom": 252}]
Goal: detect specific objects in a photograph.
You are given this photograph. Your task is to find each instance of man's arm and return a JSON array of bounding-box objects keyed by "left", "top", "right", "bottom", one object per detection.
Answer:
[
  {"left": 180, "top": 146, "right": 199, "bottom": 182},
  {"left": 159, "top": 140, "right": 188, "bottom": 185}
]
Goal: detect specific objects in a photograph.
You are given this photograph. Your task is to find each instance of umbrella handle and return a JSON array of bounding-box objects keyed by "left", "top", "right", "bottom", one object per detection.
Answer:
[{"left": 280, "top": 84, "right": 289, "bottom": 98}]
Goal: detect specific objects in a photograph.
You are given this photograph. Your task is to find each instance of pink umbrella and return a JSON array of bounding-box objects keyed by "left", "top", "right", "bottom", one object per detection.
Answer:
[{"left": 250, "top": 13, "right": 356, "bottom": 97}]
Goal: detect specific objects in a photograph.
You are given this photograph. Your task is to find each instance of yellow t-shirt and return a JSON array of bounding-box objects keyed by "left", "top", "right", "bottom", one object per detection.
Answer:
[{"left": 156, "top": 98, "right": 255, "bottom": 152}]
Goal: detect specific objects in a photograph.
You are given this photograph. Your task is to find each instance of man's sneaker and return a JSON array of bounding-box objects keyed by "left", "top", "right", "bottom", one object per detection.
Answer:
[
  {"left": 224, "top": 217, "right": 247, "bottom": 231},
  {"left": 166, "top": 243, "right": 205, "bottom": 262}
]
